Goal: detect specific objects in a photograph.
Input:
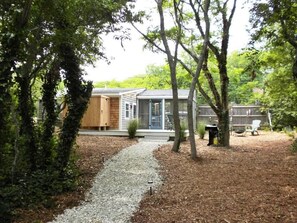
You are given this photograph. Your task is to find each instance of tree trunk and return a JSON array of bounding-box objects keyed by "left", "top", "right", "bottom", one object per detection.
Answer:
[
  {"left": 56, "top": 42, "right": 92, "bottom": 173},
  {"left": 217, "top": 109, "right": 230, "bottom": 147},
  {"left": 156, "top": 0, "right": 181, "bottom": 152},
  {"left": 40, "top": 62, "right": 60, "bottom": 169},
  {"left": 187, "top": 91, "right": 197, "bottom": 159},
  {"left": 18, "top": 74, "right": 37, "bottom": 171},
  {"left": 0, "top": 0, "right": 33, "bottom": 170},
  {"left": 171, "top": 80, "right": 181, "bottom": 152},
  {"left": 0, "top": 65, "right": 13, "bottom": 162},
  {"left": 185, "top": 0, "right": 211, "bottom": 159}
]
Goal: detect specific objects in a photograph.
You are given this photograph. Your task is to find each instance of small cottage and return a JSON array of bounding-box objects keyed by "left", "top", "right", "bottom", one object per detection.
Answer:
[{"left": 78, "top": 88, "right": 195, "bottom": 131}]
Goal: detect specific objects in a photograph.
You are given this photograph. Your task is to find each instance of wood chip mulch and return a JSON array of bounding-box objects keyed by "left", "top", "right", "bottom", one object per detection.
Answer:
[
  {"left": 131, "top": 132, "right": 297, "bottom": 223},
  {"left": 13, "top": 132, "right": 297, "bottom": 223}
]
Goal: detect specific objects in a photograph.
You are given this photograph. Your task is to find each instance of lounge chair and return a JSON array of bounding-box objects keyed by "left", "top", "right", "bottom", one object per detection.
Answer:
[{"left": 245, "top": 120, "right": 261, "bottom": 135}]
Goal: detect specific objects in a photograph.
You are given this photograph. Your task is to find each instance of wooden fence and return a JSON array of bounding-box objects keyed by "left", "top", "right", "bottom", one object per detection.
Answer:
[{"left": 197, "top": 105, "right": 268, "bottom": 127}]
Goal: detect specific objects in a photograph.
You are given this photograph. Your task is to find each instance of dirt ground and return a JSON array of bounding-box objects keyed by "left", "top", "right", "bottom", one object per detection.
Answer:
[
  {"left": 13, "top": 132, "right": 297, "bottom": 223},
  {"left": 132, "top": 132, "right": 297, "bottom": 223}
]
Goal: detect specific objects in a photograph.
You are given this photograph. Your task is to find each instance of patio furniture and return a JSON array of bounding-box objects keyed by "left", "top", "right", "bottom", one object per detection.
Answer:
[
  {"left": 245, "top": 120, "right": 261, "bottom": 135},
  {"left": 233, "top": 127, "right": 246, "bottom": 136}
]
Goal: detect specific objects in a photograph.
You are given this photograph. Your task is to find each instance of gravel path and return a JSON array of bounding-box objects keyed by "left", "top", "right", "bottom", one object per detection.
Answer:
[{"left": 50, "top": 140, "right": 169, "bottom": 223}]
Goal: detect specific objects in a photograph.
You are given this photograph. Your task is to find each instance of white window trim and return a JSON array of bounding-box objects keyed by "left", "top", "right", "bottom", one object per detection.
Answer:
[
  {"left": 132, "top": 103, "right": 137, "bottom": 119},
  {"left": 125, "top": 102, "right": 130, "bottom": 119}
]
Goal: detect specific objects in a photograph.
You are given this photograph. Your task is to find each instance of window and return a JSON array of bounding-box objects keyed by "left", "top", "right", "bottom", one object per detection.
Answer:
[
  {"left": 133, "top": 103, "right": 137, "bottom": 119},
  {"left": 125, "top": 102, "right": 130, "bottom": 119}
]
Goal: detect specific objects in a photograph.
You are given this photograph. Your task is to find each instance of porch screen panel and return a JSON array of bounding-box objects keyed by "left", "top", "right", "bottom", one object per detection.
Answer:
[
  {"left": 178, "top": 99, "right": 188, "bottom": 128},
  {"left": 165, "top": 100, "right": 173, "bottom": 130},
  {"left": 164, "top": 99, "right": 188, "bottom": 129},
  {"left": 138, "top": 99, "right": 149, "bottom": 129}
]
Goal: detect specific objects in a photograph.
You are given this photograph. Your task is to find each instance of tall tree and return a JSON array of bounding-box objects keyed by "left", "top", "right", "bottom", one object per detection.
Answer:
[
  {"left": 174, "top": 0, "right": 211, "bottom": 158},
  {"left": 131, "top": 0, "right": 183, "bottom": 152},
  {"left": 0, "top": 0, "right": 138, "bottom": 218},
  {"left": 0, "top": 0, "right": 34, "bottom": 170},
  {"left": 180, "top": 0, "right": 237, "bottom": 147},
  {"left": 250, "top": 0, "right": 297, "bottom": 80},
  {"left": 156, "top": 0, "right": 183, "bottom": 152},
  {"left": 199, "top": 0, "right": 237, "bottom": 146},
  {"left": 133, "top": 0, "right": 235, "bottom": 151},
  {"left": 132, "top": 0, "right": 211, "bottom": 157},
  {"left": 260, "top": 45, "right": 297, "bottom": 128},
  {"left": 250, "top": 0, "right": 297, "bottom": 148}
]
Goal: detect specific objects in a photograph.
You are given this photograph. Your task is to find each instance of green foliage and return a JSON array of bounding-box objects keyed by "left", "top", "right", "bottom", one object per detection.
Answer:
[
  {"left": 0, "top": 0, "right": 138, "bottom": 219},
  {"left": 260, "top": 122, "right": 271, "bottom": 131},
  {"left": 94, "top": 63, "right": 191, "bottom": 90},
  {"left": 55, "top": 37, "right": 93, "bottom": 172},
  {"left": 127, "top": 119, "right": 138, "bottom": 139},
  {"left": 283, "top": 126, "right": 296, "bottom": 140},
  {"left": 260, "top": 45, "right": 297, "bottom": 128},
  {"left": 0, "top": 132, "right": 79, "bottom": 220},
  {"left": 291, "top": 139, "right": 297, "bottom": 153},
  {"left": 227, "top": 50, "right": 265, "bottom": 104},
  {"left": 197, "top": 122, "right": 206, "bottom": 139},
  {"left": 0, "top": 164, "right": 79, "bottom": 220},
  {"left": 250, "top": 0, "right": 297, "bottom": 45},
  {"left": 250, "top": 0, "right": 297, "bottom": 80}
]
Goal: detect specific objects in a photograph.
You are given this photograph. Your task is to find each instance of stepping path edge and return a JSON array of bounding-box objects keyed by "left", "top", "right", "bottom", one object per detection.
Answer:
[{"left": 49, "top": 141, "right": 170, "bottom": 223}]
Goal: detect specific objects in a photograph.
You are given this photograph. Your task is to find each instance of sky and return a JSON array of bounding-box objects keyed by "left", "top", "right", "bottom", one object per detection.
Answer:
[{"left": 84, "top": 0, "right": 250, "bottom": 83}]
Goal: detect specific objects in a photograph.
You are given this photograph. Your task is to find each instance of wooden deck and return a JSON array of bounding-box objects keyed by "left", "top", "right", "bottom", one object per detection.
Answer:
[{"left": 79, "top": 129, "right": 187, "bottom": 140}]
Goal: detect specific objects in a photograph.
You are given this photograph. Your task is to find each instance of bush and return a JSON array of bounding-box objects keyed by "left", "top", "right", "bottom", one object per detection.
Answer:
[
  {"left": 283, "top": 126, "right": 296, "bottom": 140},
  {"left": 180, "top": 121, "right": 187, "bottom": 141},
  {"left": 0, "top": 158, "right": 79, "bottom": 221},
  {"left": 127, "top": 119, "right": 138, "bottom": 139},
  {"left": 291, "top": 139, "right": 297, "bottom": 153},
  {"left": 197, "top": 122, "right": 206, "bottom": 139},
  {"left": 261, "top": 122, "right": 271, "bottom": 131}
]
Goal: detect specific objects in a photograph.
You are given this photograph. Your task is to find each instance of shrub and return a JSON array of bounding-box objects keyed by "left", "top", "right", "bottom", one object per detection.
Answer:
[
  {"left": 283, "top": 126, "right": 296, "bottom": 140},
  {"left": 180, "top": 121, "right": 187, "bottom": 141},
  {"left": 261, "top": 122, "right": 271, "bottom": 131},
  {"left": 127, "top": 119, "right": 138, "bottom": 139},
  {"left": 291, "top": 139, "right": 297, "bottom": 153},
  {"left": 197, "top": 122, "right": 206, "bottom": 139}
]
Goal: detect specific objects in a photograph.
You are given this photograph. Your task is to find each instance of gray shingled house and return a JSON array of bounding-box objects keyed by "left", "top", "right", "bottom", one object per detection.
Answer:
[{"left": 75, "top": 88, "right": 196, "bottom": 132}]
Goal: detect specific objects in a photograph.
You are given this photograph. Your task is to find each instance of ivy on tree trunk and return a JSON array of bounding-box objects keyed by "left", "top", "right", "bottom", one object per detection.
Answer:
[
  {"left": 17, "top": 72, "right": 37, "bottom": 171},
  {"left": 0, "top": 0, "right": 34, "bottom": 170},
  {"left": 40, "top": 62, "right": 60, "bottom": 170},
  {"left": 56, "top": 42, "right": 92, "bottom": 174}
]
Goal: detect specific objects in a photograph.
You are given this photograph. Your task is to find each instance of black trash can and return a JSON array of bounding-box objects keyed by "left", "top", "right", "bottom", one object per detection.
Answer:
[{"left": 205, "top": 124, "right": 218, "bottom": 146}]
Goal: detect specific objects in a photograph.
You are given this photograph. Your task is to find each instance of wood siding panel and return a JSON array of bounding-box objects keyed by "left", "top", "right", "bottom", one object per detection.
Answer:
[
  {"left": 110, "top": 97, "right": 119, "bottom": 130},
  {"left": 81, "top": 96, "right": 101, "bottom": 127},
  {"left": 80, "top": 95, "right": 111, "bottom": 128},
  {"left": 100, "top": 96, "right": 110, "bottom": 126}
]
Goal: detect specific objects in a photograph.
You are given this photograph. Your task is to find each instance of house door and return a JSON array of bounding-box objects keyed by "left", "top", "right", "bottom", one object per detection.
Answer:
[{"left": 149, "top": 99, "right": 162, "bottom": 129}]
